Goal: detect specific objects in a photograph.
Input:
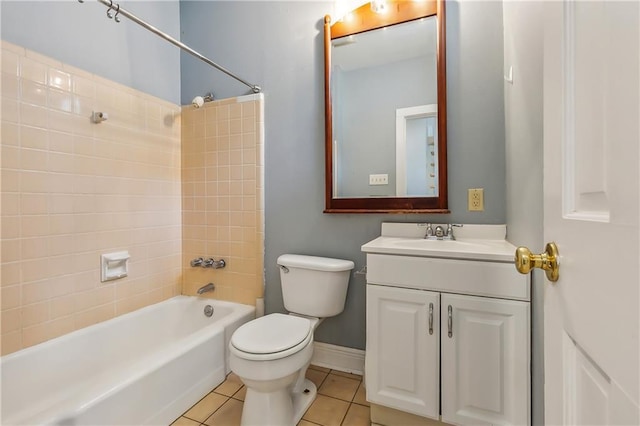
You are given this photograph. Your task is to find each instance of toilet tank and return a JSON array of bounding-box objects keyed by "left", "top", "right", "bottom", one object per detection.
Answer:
[{"left": 277, "top": 254, "right": 354, "bottom": 318}]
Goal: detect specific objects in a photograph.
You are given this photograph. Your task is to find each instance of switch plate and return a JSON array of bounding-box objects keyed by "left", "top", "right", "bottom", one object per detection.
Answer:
[
  {"left": 468, "top": 188, "right": 484, "bottom": 211},
  {"left": 369, "top": 174, "right": 389, "bottom": 185}
]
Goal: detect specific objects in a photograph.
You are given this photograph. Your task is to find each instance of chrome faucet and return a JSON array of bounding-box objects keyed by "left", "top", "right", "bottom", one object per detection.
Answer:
[
  {"left": 203, "top": 258, "right": 226, "bottom": 269},
  {"left": 424, "top": 223, "right": 434, "bottom": 239},
  {"left": 191, "top": 257, "right": 226, "bottom": 269},
  {"left": 197, "top": 283, "right": 215, "bottom": 295},
  {"left": 424, "top": 223, "right": 463, "bottom": 240},
  {"left": 446, "top": 223, "right": 463, "bottom": 239}
]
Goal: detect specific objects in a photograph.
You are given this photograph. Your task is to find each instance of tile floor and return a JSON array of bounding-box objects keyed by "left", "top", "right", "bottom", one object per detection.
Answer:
[{"left": 170, "top": 365, "right": 370, "bottom": 426}]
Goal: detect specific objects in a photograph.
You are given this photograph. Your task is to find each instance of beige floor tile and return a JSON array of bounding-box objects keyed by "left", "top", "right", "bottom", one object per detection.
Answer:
[
  {"left": 341, "top": 403, "right": 370, "bottom": 426},
  {"left": 330, "top": 370, "right": 362, "bottom": 381},
  {"left": 171, "top": 416, "right": 202, "bottom": 426},
  {"left": 184, "top": 392, "right": 229, "bottom": 423},
  {"left": 298, "top": 420, "right": 321, "bottom": 426},
  {"left": 318, "top": 373, "right": 360, "bottom": 402},
  {"left": 232, "top": 385, "right": 246, "bottom": 401},
  {"left": 352, "top": 383, "right": 369, "bottom": 407},
  {"left": 303, "top": 394, "right": 350, "bottom": 426},
  {"left": 306, "top": 367, "right": 329, "bottom": 389},
  {"left": 214, "top": 372, "right": 244, "bottom": 397},
  {"left": 204, "top": 398, "right": 244, "bottom": 426},
  {"left": 309, "top": 364, "right": 331, "bottom": 373}
]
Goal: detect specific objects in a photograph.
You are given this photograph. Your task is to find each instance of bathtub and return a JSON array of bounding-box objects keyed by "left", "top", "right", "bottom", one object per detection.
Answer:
[{"left": 1, "top": 296, "right": 255, "bottom": 425}]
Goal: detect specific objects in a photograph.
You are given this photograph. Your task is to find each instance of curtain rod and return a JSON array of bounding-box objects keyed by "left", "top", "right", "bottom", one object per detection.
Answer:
[{"left": 78, "top": 0, "right": 262, "bottom": 94}]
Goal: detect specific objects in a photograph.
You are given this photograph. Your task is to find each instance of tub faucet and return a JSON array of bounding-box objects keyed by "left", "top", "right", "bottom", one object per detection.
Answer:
[
  {"left": 203, "top": 258, "right": 226, "bottom": 269},
  {"left": 197, "top": 283, "right": 215, "bottom": 295}
]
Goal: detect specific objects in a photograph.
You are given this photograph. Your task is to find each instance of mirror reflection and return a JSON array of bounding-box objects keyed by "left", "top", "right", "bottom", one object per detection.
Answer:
[
  {"left": 331, "top": 17, "right": 438, "bottom": 199},
  {"left": 324, "top": 0, "right": 447, "bottom": 213},
  {"left": 396, "top": 104, "right": 438, "bottom": 197}
]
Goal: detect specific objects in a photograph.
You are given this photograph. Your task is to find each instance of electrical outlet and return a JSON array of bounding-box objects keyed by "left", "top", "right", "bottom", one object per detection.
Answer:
[
  {"left": 369, "top": 174, "right": 389, "bottom": 185},
  {"left": 468, "top": 188, "right": 484, "bottom": 211}
]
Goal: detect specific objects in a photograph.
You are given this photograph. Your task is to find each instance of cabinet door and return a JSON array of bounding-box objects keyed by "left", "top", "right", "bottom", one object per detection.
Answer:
[
  {"left": 441, "top": 294, "right": 530, "bottom": 425},
  {"left": 366, "top": 284, "right": 440, "bottom": 419}
]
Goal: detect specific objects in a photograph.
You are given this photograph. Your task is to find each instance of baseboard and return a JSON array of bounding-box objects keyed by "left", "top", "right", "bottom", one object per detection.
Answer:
[{"left": 311, "top": 342, "right": 365, "bottom": 375}]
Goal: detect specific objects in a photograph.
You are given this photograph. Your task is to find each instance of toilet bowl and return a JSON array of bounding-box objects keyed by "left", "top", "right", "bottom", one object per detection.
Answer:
[{"left": 229, "top": 254, "right": 354, "bottom": 426}]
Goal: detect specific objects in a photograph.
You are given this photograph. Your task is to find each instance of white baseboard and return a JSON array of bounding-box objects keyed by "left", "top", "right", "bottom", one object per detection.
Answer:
[{"left": 311, "top": 342, "right": 365, "bottom": 375}]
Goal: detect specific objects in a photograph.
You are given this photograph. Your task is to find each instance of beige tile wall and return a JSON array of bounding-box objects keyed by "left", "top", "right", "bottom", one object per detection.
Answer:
[
  {"left": 181, "top": 95, "right": 264, "bottom": 306},
  {"left": 0, "top": 41, "right": 183, "bottom": 355}
]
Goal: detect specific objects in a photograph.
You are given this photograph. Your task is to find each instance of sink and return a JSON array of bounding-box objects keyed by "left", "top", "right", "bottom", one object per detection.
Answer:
[
  {"left": 390, "top": 239, "right": 494, "bottom": 249},
  {"left": 362, "top": 236, "right": 517, "bottom": 262}
]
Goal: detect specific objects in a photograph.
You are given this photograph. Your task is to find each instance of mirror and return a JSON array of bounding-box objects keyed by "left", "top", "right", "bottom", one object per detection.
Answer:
[{"left": 324, "top": 0, "right": 448, "bottom": 213}]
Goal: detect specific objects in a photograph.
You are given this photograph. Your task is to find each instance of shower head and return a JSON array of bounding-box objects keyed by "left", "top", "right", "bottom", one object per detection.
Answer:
[
  {"left": 191, "top": 93, "right": 214, "bottom": 108},
  {"left": 192, "top": 96, "right": 204, "bottom": 108}
]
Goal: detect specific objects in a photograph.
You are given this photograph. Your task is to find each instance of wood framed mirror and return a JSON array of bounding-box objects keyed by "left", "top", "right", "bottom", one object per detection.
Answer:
[{"left": 324, "top": 0, "right": 448, "bottom": 213}]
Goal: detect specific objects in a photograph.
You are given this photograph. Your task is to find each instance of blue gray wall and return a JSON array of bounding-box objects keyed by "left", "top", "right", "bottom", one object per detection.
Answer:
[
  {"left": 180, "top": 0, "right": 506, "bottom": 349},
  {"left": 336, "top": 55, "right": 436, "bottom": 198},
  {"left": 503, "top": 2, "right": 544, "bottom": 424},
  {"left": 1, "top": 0, "right": 181, "bottom": 104}
]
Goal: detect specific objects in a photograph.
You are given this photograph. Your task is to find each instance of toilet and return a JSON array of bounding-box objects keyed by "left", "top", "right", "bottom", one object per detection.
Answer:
[{"left": 229, "top": 254, "right": 354, "bottom": 426}]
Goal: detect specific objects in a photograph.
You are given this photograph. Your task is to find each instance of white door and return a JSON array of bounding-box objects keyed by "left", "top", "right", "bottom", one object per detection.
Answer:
[
  {"left": 440, "top": 293, "right": 530, "bottom": 426},
  {"left": 543, "top": 1, "right": 639, "bottom": 424},
  {"left": 365, "top": 284, "right": 440, "bottom": 419}
]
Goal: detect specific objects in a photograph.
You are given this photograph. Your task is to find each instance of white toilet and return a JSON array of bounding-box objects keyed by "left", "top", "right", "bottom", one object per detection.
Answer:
[{"left": 229, "top": 254, "right": 354, "bottom": 426}]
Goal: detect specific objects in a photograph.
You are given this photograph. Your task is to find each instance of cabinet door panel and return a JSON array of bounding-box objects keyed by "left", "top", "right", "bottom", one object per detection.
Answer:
[
  {"left": 441, "top": 294, "right": 530, "bottom": 425},
  {"left": 366, "top": 284, "right": 440, "bottom": 419}
]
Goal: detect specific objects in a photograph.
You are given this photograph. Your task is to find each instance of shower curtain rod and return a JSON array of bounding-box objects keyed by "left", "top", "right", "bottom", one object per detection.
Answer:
[{"left": 78, "top": 0, "right": 262, "bottom": 94}]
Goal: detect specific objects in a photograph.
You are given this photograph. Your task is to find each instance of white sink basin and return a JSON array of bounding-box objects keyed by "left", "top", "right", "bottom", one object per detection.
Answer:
[{"left": 362, "top": 236, "right": 517, "bottom": 262}]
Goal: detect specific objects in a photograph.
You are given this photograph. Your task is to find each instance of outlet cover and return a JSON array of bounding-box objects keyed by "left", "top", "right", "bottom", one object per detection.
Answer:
[
  {"left": 468, "top": 188, "right": 484, "bottom": 211},
  {"left": 369, "top": 174, "right": 389, "bottom": 185}
]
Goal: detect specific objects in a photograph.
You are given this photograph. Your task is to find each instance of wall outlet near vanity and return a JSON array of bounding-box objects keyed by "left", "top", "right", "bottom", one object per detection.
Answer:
[
  {"left": 468, "top": 188, "right": 484, "bottom": 211},
  {"left": 369, "top": 174, "right": 389, "bottom": 185}
]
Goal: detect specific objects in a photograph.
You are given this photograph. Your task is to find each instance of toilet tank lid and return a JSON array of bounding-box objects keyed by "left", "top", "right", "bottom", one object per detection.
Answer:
[{"left": 277, "top": 254, "right": 354, "bottom": 272}]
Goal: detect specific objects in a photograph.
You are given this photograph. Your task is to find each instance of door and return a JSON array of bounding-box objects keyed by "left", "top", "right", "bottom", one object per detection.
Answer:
[
  {"left": 543, "top": 1, "right": 639, "bottom": 424},
  {"left": 440, "top": 293, "right": 529, "bottom": 425},
  {"left": 365, "top": 284, "right": 440, "bottom": 419}
]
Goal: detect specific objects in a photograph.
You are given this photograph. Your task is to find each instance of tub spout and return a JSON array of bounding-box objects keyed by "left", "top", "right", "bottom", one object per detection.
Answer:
[{"left": 197, "top": 283, "right": 215, "bottom": 295}]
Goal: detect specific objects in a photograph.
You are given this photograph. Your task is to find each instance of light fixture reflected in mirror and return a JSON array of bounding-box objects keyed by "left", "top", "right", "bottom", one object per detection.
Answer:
[{"left": 370, "top": 0, "right": 388, "bottom": 14}]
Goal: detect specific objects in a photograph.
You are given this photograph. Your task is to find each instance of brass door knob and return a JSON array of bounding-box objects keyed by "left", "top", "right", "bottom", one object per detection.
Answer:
[{"left": 514, "top": 242, "right": 560, "bottom": 282}]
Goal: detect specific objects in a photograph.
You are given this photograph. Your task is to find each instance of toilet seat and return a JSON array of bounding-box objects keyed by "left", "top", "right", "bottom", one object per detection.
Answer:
[{"left": 230, "top": 314, "right": 313, "bottom": 361}]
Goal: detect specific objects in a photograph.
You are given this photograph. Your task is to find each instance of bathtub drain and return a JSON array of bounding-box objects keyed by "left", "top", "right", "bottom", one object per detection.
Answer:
[{"left": 204, "top": 305, "right": 214, "bottom": 317}]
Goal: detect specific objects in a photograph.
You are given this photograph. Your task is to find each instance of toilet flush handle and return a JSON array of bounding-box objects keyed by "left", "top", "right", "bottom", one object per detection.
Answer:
[{"left": 279, "top": 265, "right": 289, "bottom": 273}]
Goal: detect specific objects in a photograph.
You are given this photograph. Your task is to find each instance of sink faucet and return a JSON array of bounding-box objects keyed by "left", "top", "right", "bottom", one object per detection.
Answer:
[
  {"left": 424, "top": 223, "right": 434, "bottom": 239},
  {"left": 446, "top": 223, "right": 463, "bottom": 239},
  {"left": 197, "top": 282, "right": 215, "bottom": 295},
  {"left": 424, "top": 223, "right": 463, "bottom": 240}
]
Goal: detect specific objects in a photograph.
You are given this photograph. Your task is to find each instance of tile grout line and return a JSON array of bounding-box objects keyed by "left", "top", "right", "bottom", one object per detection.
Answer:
[
  {"left": 180, "top": 390, "right": 225, "bottom": 424},
  {"left": 201, "top": 394, "right": 231, "bottom": 426},
  {"left": 338, "top": 402, "right": 351, "bottom": 426},
  {"left": 208, "top": 388, "right": 244, "bottom": 421}
]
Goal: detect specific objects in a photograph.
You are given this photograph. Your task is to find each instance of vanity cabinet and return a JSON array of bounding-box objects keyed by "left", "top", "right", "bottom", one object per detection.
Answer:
[
  {"left": 363, "top": 241, "right": 530, "bottom": 426},
  {"left": 366, "top": 285, "right": 440, "bottom": 419},
  {"left": 440, "top": 293, "right": 529, "bottom": 425}
]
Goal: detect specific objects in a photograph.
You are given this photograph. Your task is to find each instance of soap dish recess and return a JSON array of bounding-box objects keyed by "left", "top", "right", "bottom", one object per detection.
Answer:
[{"left": 101, "top": 251, "right": 130, "bottom": 282}]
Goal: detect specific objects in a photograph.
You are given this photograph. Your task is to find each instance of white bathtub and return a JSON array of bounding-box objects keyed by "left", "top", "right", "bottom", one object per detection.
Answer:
[{"left": 1, "top": 296, "right": 255, "bottom": 425}]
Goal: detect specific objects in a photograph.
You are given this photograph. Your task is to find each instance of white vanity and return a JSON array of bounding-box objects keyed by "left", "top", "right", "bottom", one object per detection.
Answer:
[{"left": 362, "top": 223, "right": 530, "bottom": 426}]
